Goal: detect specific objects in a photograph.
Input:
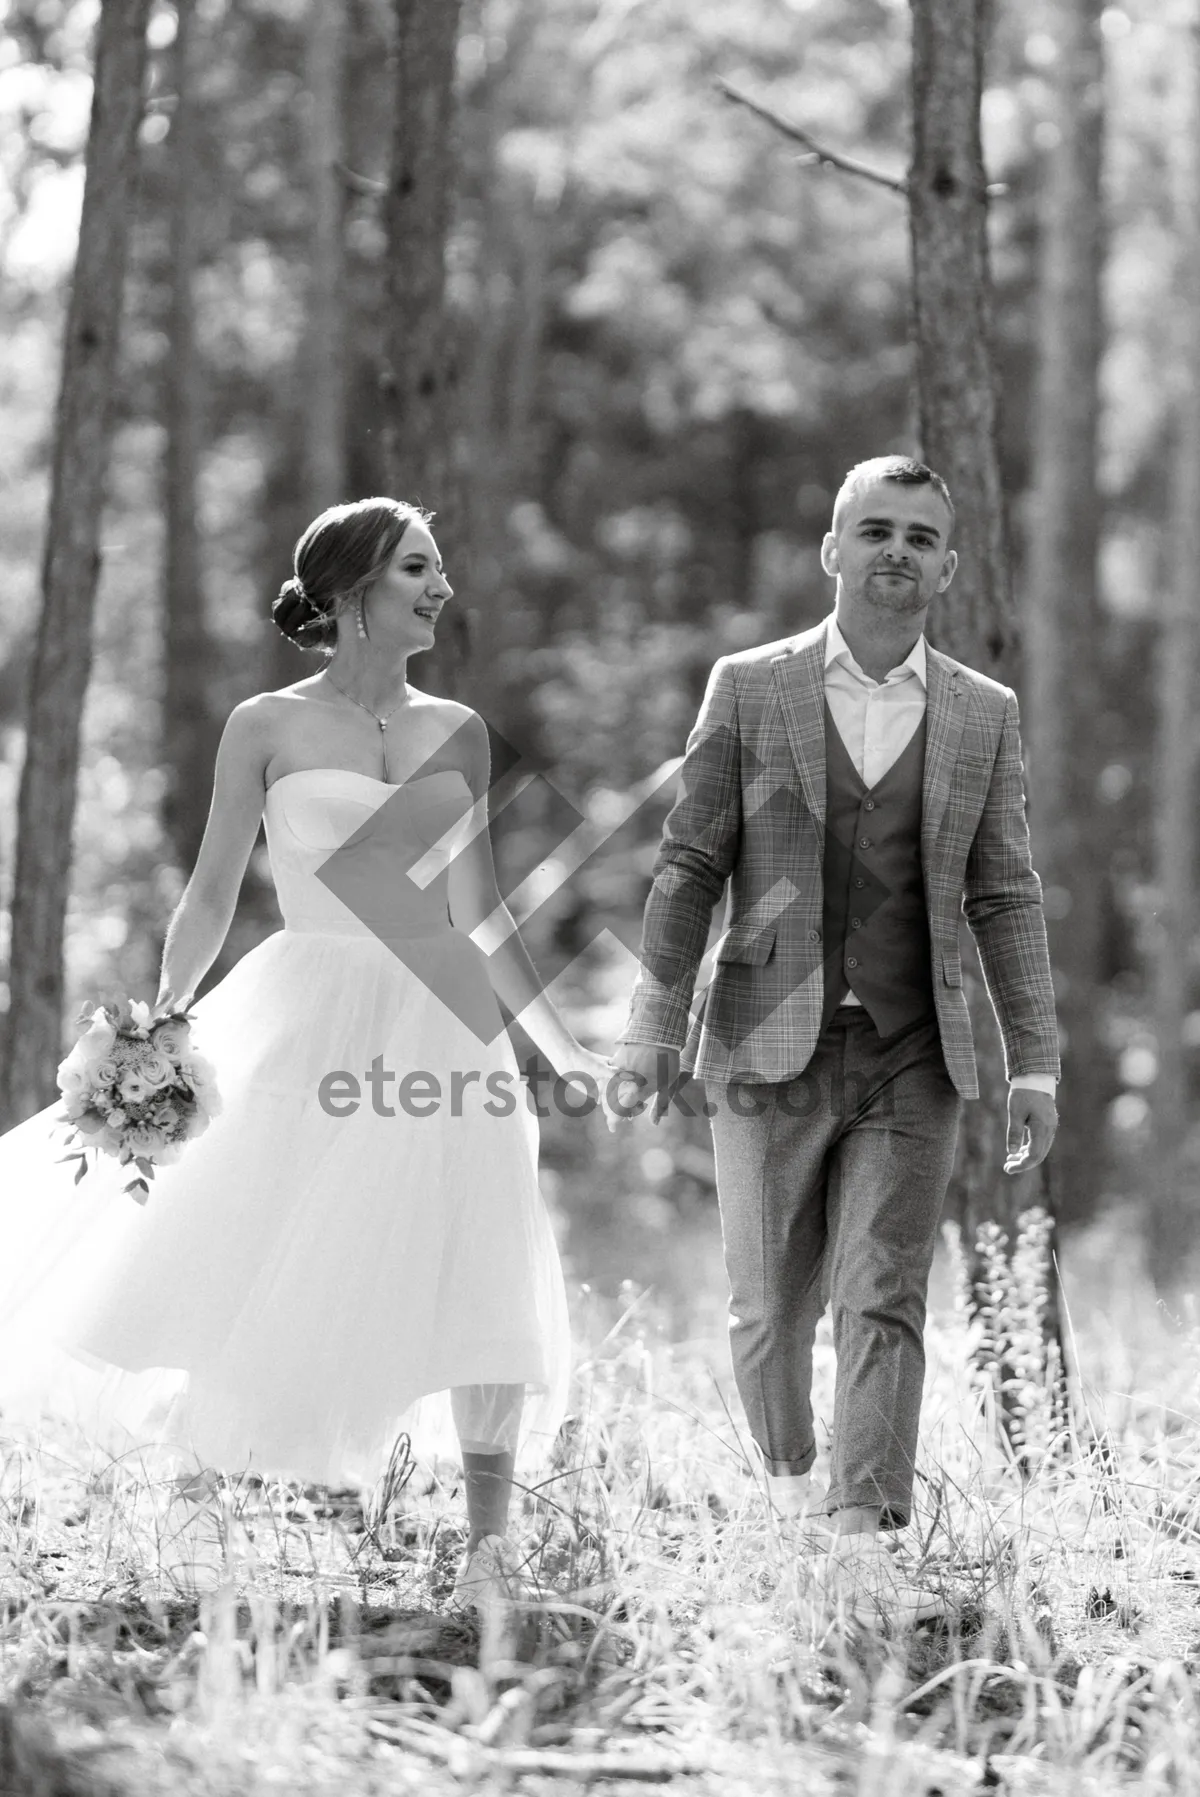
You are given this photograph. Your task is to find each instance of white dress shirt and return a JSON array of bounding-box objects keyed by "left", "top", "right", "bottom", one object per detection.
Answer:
[{"left": 823, "top": 617, "right": 1056, "bottom": 1098}]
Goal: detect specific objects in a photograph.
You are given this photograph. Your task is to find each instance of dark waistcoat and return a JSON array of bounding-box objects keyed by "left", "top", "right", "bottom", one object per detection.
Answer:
[{"left": 820, "top": 700, "right": 936, "bottom": 1037}]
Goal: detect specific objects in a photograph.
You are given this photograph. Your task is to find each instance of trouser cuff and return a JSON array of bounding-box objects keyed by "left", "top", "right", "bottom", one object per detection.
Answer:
[
  {"left": 825, "top": 1482, "right": 911, "bottom": 1530},
  {"left": 760, "top": 1446, "right": 817, "bottom": 1478}
]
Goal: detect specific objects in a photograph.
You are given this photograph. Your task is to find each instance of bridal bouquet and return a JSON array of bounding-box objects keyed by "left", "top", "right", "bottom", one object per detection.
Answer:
[{"left": 54, "top": 997, "right": 221, "bottom": 1203}]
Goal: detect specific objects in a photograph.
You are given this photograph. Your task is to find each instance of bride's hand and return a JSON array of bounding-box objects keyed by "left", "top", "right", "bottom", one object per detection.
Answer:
[{"left": 151, "top": 988, "right": 194, "bottom": 1023}]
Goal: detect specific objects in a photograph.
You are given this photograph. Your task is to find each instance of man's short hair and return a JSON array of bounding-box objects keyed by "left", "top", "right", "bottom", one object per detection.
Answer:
[{"left": 831, "top": 455, "right": 956, "bottom": 539}]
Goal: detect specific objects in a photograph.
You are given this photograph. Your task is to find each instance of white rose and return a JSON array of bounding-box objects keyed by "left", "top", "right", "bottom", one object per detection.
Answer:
[
  {"left": 140, "top": 1052, "right": 174, "bottom": 1090},
  {"left": 77, "top": 1013, "right": 117, "bottom": 1066},
  {"left": 108, "top": 1107, "right": 128, "bottom": 1129},
  {"left": 151, "top": 1018, "right": 192, "bottom": 1058},
  {"left": 126, "top": 1124, "right": 166, "bottom": 1158}
]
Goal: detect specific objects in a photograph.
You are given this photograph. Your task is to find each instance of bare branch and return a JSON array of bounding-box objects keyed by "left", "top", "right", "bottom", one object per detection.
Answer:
[
  {"left": 718, "top": 78, "right": 1008, "bottom": 199},
  {"left": 716, "top": 78, "right": 907, "bottom": 195}
]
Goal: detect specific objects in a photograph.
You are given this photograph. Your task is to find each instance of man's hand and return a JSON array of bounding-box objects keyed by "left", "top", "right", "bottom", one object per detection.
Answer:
[
  {"left": 1004, "top": 1087, "right": 1058, "bottom": 1175},
  {"left": 607, "top": 1042, "right": 681, "bottom": 1128}
]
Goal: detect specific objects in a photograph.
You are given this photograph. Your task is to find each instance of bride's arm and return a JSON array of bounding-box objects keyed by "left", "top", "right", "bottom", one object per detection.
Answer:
[
  {"left": 446, "top": 712, "right": 596, "bottom": 1077},
  {"left": 154, "top": 699, "right": 272, "bottom": 1012}
]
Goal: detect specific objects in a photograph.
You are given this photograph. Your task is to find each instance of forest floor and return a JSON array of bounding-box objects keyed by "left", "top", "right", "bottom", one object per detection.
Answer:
[{"left": 4, "top": 1211, "right": 1200, "bottom": 1797}]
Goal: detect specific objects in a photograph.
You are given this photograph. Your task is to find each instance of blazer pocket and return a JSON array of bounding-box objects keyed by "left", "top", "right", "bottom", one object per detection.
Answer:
[
  {"left": 955, "top": 750, "right": 997, "bottom": 769},
  {"left": 715, "top": 923, "right": 777, "bottom": 966},
  {"left": 942, "top": 949, "right": 963, "bottom": 988},
  {"left": 950, "top": 755, "right": 996, "bottom": 786}
]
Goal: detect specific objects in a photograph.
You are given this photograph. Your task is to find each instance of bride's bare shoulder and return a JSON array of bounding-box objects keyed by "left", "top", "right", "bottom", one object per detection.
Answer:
[
  {"left": 242, "top": 677, "right": 330, "bottom": 711},
  {"left": 406, "top": 694, "right": 488, "bottom": 785},
  {"left": 213, "top": 686, "right": 322, "bottom": 776},
  {"left": 228, "top": 681, "right": 330, "bottom": 732}
]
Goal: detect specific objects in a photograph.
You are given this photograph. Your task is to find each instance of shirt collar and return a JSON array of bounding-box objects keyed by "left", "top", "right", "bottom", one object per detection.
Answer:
[{"left": 824, "top": 615, "right": 927, "bottom": 688}]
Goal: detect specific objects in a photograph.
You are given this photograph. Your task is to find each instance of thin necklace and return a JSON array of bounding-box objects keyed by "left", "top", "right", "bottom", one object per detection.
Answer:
[{"left": 323, "top": 671, "right": 410, "bottom": 783}]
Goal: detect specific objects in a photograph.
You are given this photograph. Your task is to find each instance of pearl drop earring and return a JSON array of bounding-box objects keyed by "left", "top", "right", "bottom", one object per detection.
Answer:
[{"left": 355, "top": 598, "right": 368, "bottom": 641}]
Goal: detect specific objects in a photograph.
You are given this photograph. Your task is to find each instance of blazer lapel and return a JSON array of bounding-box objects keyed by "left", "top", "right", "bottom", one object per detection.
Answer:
[
  {"left": 921, "top": 648, "right": 967, "bottom": 861},
  {"left": 772, "top": 624, "right": 829, "bottom": 844}
]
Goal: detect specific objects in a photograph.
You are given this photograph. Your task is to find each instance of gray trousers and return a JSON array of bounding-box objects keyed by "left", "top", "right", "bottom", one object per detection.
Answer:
[{"left": 706, "top": 1008, "right": 961, "bottom": 1526}]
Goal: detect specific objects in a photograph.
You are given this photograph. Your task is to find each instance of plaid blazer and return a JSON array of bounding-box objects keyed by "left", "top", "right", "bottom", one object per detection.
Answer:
[{"left": 621, "top": 618, "right": 1060, "bottom": 1099}]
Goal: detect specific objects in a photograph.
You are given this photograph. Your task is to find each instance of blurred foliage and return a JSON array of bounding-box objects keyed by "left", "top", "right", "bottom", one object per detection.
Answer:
[{"left": 0, "top": 0, "right": 1189, "bottom": 1293}]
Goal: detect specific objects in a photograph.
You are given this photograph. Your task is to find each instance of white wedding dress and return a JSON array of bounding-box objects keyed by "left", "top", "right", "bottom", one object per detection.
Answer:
[{"left": 0, "top": 768, "right": 571, "bottom": 1487}]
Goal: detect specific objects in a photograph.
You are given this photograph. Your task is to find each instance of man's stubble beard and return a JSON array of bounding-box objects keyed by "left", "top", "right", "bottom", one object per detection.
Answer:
[{"left": 860, "top": 575, "right": 928, "bottom": 619}]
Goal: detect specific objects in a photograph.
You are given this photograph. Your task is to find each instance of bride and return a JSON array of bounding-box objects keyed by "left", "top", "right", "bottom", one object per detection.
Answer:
[{"left": 0, "top": 496, "right": 610, "bottom": 1606}]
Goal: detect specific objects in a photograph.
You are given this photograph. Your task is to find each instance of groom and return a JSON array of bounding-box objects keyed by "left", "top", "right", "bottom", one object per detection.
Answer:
[{"left": 612, "top": 456, "right": 1059, "bottom": 1578}]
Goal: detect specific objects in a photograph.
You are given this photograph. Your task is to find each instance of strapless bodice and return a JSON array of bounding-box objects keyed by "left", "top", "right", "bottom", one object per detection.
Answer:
[{"left": 263, "top": 767, "right": 475, "bottom": 941}]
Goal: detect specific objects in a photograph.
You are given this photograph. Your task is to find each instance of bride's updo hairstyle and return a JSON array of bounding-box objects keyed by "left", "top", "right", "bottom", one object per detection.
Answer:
[{"left": 272, "top": 496, "right": 435, "bottom": 653}]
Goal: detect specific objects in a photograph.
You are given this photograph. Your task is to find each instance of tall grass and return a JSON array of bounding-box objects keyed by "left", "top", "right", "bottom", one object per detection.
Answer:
[{"left": 4, "top": 1207, "right": 1200, "bottom": 1795}]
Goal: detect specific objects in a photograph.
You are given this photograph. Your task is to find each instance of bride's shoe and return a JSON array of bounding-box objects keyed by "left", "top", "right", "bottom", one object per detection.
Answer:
[{"left": 449, "top": 1534, "right": 525, "bottom": 1614}]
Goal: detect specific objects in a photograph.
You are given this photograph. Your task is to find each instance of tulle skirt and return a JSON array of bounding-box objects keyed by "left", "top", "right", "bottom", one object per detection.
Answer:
[{"left": 0, "top": 925, "right": 572, "bottom": 1489}]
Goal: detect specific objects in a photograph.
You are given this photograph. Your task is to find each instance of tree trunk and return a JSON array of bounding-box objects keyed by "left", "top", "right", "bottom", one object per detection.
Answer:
[
  {"left": 459, "top": 23, "right": 557, "bottom": 724},
  {"left": 0, "top": 0, "right": 153, "bottom": 1130},
  {"left": 908, "top": 0, "right": 1015, "bottom": 685},
  {"left": 303, "top": 0, "right": 348, "bottom": 512},
  {"left": 1148, "top": 12, "right": 1200, "bottom": 1292},
  {"left": 908, "top": 0, "right": 1066, "bottom": 1401},
  {"left": 1023, "top": 0, "right": 1107, "bottom": 1232},
  {"left": 383, "top": 0, "right": 468, "bottom": 696},
  {"left": 265, "top": 0, "right": 350, "bottom": 696},
  {"left": 162, "top": 0, "right": 220, "bottom": 873}
]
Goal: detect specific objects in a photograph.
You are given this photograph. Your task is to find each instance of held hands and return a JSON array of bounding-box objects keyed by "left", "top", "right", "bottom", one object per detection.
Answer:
[
  {"left": 558, "top": 1046, "right": 664, "bottom": 1131},
  {"left": 1004, "top": 1087, "right": 1058, "bottom": 1175},
  {"left": 557, "top": 1048, "right": 619, "bottom": 1122},
  {"left": 535, "top": 1046, "right": 681, "bottom": 1132},
  {"left": 604, "top": 1042, "right": 681, "bottom": 1132}
]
